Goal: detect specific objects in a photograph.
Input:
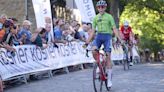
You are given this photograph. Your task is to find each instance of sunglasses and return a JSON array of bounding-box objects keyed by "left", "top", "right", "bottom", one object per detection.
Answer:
[
  {"left": 97, "top": 6, "right": 106, "bottom": 9},
  {"left": 124, "top": 25, "right": 128, "bottom": 27}
]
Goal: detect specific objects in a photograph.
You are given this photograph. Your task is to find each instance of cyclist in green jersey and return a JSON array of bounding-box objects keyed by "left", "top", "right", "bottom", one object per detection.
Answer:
[{"left": 86, "top": 0, "right": 122, "bottom": 88}]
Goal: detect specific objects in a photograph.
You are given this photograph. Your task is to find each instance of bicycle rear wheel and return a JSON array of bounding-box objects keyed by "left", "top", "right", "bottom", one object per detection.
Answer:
[
  {"left": 123, "top": 50, "right": 130, "bottom": 70},
  {"left": 123, "top": 59, "right": 130, "bottom": 70}
]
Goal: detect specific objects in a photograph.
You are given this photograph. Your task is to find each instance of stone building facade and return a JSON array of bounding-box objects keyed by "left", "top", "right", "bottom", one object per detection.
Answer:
[{"left": 0, "top": 0, "right": 36, "bottom": 31}]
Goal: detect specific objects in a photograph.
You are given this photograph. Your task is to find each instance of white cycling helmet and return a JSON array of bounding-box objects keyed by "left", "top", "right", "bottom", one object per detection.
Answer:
[
  {"left": 123, "top": 20, "right": 129, "bottom": 26},
  {"left": 96, "top": 0, "right": 107, "bottom": 7}
]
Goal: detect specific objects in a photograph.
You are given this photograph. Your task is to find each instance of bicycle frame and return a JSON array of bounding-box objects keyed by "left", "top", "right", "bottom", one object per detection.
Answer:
[
  {"left": 123, "top": 42, "right": 130, "bottom": 70},
  {"left": 95, "top": 51, "right": 107, "bottom": 81}
]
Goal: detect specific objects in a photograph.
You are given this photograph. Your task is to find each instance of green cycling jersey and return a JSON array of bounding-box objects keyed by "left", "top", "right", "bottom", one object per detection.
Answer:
[{"left": 93, "top": 12, "right": 115, "bottom": 34}]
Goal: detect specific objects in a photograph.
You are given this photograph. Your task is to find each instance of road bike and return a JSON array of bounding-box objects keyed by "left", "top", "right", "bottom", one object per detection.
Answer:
[{"left": 85, "top": 47, "right": 111, "bottom": 92}]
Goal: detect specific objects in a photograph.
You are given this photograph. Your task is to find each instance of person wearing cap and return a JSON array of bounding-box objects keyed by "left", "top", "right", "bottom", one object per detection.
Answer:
[
  {"left": 120, "top": 20, "right": 134, "bottom": 65},
  {"left": 85, "top": 0, "right": 122, "bottom": 89}
]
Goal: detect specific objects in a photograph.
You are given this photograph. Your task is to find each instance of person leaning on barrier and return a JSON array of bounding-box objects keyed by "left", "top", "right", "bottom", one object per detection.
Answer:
[
  {"left": 31, "top": 27, "right": 48, "bottom": 49},
  {"left": 43, "top": 23, "right": 59, "bottom": 48},
  {"left": 73, "top": 23, "right": 84, "bottom": 41},
  {"left": 62, "top": 24, "right": 76, "bottom": 42},
  {"left": 79, "top": 22, "right": 89, "bottom": 42},
  {"left": 53, "top": 19, "right": 67, "bottom": 44},
  {"left": 0, "top": 18, "right": 16, "bottom": 56},
  {"left": 17, "top": 20, "right": 32, "bottom": 44}
]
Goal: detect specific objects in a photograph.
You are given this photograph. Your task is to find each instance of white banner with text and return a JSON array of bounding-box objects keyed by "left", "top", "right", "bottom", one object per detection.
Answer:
[{"left": 0, "top": 42, "right": 126, "bottom": 80}]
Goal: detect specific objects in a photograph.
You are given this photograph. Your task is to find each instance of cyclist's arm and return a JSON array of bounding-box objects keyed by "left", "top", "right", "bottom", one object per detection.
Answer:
[
  {"left": 85, "top": 29, "right": 95, "bottom": 44},
  {"left": 86, "top": 16, "right": 97, "bottom": 44},
  {"left": 113, "top": 26, "right": 122, "bottom": 42},
  {"left": 119, "top": 27, "right": 125, "bottom": 40},
  {"left": 109, "top": 15, "right": 122, "bottom": 42},
  {"left": 129, "top": 28, "right": 134, "bottom": 43}
]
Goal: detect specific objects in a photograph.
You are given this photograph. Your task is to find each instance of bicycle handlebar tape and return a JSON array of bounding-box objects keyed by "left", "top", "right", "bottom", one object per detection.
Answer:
[{"left": 82, "top": 44, "right": 88, "bottom": 49}]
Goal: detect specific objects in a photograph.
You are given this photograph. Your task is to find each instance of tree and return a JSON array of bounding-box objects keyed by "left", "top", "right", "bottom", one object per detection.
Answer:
[
  {"left": 108, "top": 0, "right": 120, "bottom": 28},
  {"left": 120, "top": 0, "right": 164, "bottom": 60}
]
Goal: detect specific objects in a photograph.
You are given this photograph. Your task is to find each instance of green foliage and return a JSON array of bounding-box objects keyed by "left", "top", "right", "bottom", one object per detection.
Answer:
[{"left": 120, "top": 0, "right": 164, "bottom": 53}]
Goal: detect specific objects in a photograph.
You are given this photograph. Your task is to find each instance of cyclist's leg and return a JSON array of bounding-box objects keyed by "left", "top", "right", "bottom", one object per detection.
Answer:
[
  {"left": 91, "top": 36, "right": 102, "bottom": 62},
  {"left": 103, "top": 34, "right": 112, "bottom": 87},
  {"left": 128, "top": 41, "right": 133, "bottom": 65}
]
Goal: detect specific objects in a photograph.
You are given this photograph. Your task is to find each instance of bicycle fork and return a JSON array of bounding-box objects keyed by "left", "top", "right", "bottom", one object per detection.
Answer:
[{"left": 97, "top": 55, "right": 106, "bottom": 81}]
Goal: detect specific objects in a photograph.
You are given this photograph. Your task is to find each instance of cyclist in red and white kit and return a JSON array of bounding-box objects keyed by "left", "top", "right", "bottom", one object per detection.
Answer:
[{"left": 120, "top": 21, "right": 134, "bottom": 66}]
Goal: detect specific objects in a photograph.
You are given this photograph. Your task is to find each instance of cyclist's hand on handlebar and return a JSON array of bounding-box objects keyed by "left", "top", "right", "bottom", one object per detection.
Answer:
[
  {"left": 83, "top": 43, "right": 89, "bottom": 48},
  {"left": 83, "top": 40, "right": 89, "bottom": 48},
  {"left": 120, "top": 40, "right": 125, "bottom": 45},
  {"left": 85, "top": 40, "right": 90, "bottom": 45}
]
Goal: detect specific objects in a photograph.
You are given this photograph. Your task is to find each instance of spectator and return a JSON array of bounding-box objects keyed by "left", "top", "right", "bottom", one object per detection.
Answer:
[
  {"left": 157, "top": 51, "right": 162, "bottom": 62},
  {"left": 0, "top": 19, "right": 16, "bottom": 56},
  {"left": 79, "top": 22, "right": 89, "bottom": 42},
  {"left": 74, "top": 23, "right": 83, "bottom": 40},
  {"left": 8, "top": 18, "right": 23, "bottom": 46},
  {"left": 12, "top": 26, "right": 23, "bottom": 46},
  {"left": 0, "top": 14, "right": 7, "bottom": 24},
  {"left": 16, "top": 24, "right": 21, "bottom": 35},
  {"left": 70, "top": 20, "right": 78, "bottom": 29},
  {"left": 0, "top": 14, "right": 7, "bottom": 46},
  {"left": 62, "top": 24, "right": 75, "bottom": 42},
  {"left": 18, "top": 20, "right": 32, "bottom": 44},
  {"left": 86, "top": 23, "right": 93, "bottom": 39},
  {"left": 0, "top": 16, "right": 6, "bottom": 42},
  {"left": 145, "top": 48, "right": 150, "bottom": 62},
  {"left": 54, "top": 19, "right": 67, "bottom": 44},
  {"left": 31, "top": 27, "right": 48, "bottom": 49},
  {"left": 9, "top": 17, "right": 18, "bottom": 24},
  {"left": 53, "top": 18, "right": 58, "bottom": 28},
  {"left": 65, "top": 21, "right": 75, "bottom": 36},
  {"left": 43, "top": 23, "right": 52, "bottom": 43},
  {"left": 134, "top": 34, "right": 139, "bottom": 45},
  {"left": 162, "top": 49, "right": 164, "bottom": 62}
]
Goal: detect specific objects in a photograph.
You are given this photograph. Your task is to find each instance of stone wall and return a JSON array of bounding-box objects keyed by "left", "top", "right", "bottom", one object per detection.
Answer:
[{"left": 0, "top": 0, "right": 36, "bottom": 32}]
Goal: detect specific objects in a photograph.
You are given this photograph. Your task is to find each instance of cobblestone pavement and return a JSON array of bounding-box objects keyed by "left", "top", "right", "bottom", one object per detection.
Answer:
[{"left": 5, "top": 63, "right": 164, "bottom": 92}]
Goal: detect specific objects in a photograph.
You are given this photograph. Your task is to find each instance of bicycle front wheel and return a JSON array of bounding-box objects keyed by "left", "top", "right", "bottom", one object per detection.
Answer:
[
  {"left": 93, "top": 63, "right": 103, "bottom": 92},
  {"left": 93, "top": 63, "right": 110, "bottom": 92}
]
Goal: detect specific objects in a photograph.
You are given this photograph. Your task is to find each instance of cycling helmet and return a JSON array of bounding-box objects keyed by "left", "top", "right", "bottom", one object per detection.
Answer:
[
  {"left": 96, "top": 0, "right": 107, "bottom": 7},
  {"left": 123, "top": 20, "right": 129, "bottom": 26}
]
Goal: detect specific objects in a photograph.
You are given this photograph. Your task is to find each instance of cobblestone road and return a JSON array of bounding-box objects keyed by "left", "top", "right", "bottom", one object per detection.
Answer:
[{"left": 5, "top": 63, "right": 164, "bottom": 92}]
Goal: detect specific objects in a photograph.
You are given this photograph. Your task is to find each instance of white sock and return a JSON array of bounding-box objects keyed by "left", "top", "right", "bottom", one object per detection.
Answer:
[
  {"left": 108, "top": 69, "right": 112, "bottom": 79},
  {"left": 107, "top": 69, "right": 112, "bottom": 87}
]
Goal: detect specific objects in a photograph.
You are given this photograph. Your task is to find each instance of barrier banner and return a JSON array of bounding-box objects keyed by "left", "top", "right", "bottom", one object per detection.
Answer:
[
  {"left": 0, "top": 42, "right": 93, "bottom": 80},
  {"left": 0, "top": 45, "right": 51, "bottom": 80},
  {"left": 0, "top": 42, "right": 125, "bottom": 80},
  {"left": 111, "top": 45, "right": 124, "bottom": 60}
]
